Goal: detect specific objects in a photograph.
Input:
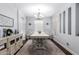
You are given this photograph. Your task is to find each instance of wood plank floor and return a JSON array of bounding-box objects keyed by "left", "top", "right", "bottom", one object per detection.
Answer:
[{"left": 16, "top": 40, "right": 65, "bottom": 55}]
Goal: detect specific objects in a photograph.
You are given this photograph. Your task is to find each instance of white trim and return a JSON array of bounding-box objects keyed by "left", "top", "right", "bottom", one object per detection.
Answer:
[{"left": 53, "top": 36, "right": 77, "bottom": 55}]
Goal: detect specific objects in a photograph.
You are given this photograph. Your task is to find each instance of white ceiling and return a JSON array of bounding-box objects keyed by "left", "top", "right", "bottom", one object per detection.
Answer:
[{"left": 16, "top": 3, "right": 66, "bottom": 17}]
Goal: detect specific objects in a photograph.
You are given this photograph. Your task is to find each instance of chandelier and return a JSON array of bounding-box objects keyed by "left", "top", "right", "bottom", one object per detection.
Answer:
[{"left": 34, "top": 9, "right": 44, "bottom": 20}]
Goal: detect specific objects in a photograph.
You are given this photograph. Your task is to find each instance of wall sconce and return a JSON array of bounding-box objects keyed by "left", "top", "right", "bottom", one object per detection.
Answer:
[
  {"left": 28, "top": 23, "right": 31, "bottom": 26},
  {"left": 46, "top": 23, "right": 49, "bottom": 25}
]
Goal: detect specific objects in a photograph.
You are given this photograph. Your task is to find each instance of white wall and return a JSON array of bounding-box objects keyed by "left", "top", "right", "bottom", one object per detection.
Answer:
[
  {"left": 0, "top": 3, "right": 18, "bottom": 38},
  {"left": 43, "top": 17, "right": 53, "bottom": 35},
  {"left": 18, "top": 9, "right": 27, "bottom": 40},
  {"left": 52, "top": 3, "right": 79, "bottom": 54},
  {"left": 25, "top": 16, "right": 52, "bottom": 36},
  {"left": 31, "top": 20, "right": 49, "bottom": 36},
  {"left": 52, "top": 14, "right": 60, "bottom": 34},
  {"left": 25, "top": 17, "right": 35, "bottom": 36}
]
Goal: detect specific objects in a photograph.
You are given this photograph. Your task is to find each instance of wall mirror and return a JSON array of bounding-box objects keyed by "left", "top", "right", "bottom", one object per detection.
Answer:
[{"left": 0, "top": 14, "right": 14, "bottom": 27}]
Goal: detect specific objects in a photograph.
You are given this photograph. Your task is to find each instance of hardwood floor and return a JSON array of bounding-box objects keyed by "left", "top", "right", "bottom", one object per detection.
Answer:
[{"left": 16, "top": 40, "right": 65, "bottom": 55}]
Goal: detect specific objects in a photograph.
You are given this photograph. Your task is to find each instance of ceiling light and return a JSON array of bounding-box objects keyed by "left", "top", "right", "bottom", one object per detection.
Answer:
[{"left": 33, "top": 9, "right": 44, "bottom": 20}]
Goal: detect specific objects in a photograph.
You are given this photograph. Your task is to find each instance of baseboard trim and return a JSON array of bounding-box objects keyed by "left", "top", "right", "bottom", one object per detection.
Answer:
[
  {"left": 14, "top": 45, "right": 24, "bottom": 55},
  {"left": 50, "top": 39, "right": 72, "bottom": 55}
]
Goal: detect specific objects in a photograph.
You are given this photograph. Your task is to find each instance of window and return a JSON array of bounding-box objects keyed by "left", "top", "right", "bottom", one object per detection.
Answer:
[
  {"left": 63, "top": 11, "right": 65, "bottom": 33},
  {"left": 68, "top": 7, "right": 71, "bottom": 35},
  {"left": 59, "top": 14, "right": 61, "bottom": 33},
  {"left": 76, "top": 4, "right": 79, "bottom": 36}
]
